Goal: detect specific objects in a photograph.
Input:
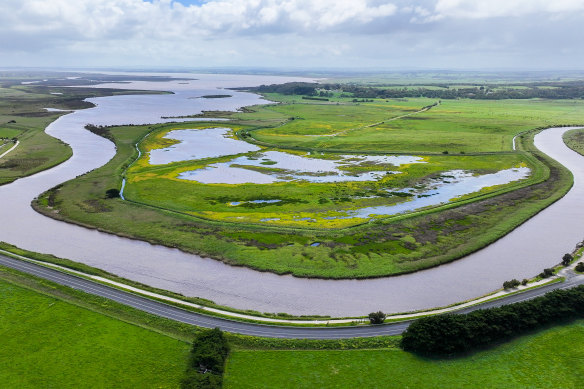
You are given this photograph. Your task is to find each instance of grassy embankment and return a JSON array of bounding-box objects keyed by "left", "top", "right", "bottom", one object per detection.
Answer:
[
  {"left": 563, "top": 128, "right": 584, "bottom": 156},
  {"left": 34, "top": 95, "right": 579, "bottom": 278}
]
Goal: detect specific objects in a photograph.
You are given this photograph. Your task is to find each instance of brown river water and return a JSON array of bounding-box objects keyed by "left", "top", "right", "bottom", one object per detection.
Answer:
[{"left": 0, "top": 73, "right": 582, "bottom": 316}]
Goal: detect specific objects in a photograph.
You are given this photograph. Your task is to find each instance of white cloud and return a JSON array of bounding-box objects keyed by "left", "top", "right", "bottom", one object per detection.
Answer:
[
  {"left": 0, "top": 0, "right": 399, "bottom": 40},
  {"left": 0, "top": 0, "right": 583, "bottom": 69},
  {"left": 432, "top": 0, "right": 584, "bottom": 20}
]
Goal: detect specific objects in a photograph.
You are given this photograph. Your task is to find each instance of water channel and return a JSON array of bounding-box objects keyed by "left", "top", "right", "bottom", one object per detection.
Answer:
[{"left": 0, "top": 73, "right": 582, "bottom": 316}]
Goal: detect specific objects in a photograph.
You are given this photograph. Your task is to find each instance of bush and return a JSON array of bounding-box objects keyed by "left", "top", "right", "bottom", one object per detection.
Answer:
[
  {"left": 181, "top": 328, "right": 229, "bottom": 389},
  {"left": 401, "top": 285, "right": 584, "bottom": 355},
  {"left": 105, "top": 188, "right": 120, "bottom": 199},
  {"left": 181, "top": 371, "right": 222, "bottom": 389},
  {"left": 562, "top": 253, "right": 574, "bottom": 266},
  {"left": 503, "top": 279, "right": 521, "bottom": 290},
  {"left": 190, "top": 328, "right": 230, "bottom": 374},
  {"left": 539, "top": 268, "right": 554, "bottom": 278},
  {"left": 521, "top": 279, "right": 529, "bottom": 286},
  {"left": 368, "top": 311, "right": 387, "bottom": 324},
  {"left": 575, "top": 262, "right": 584, "bottom": 272}
]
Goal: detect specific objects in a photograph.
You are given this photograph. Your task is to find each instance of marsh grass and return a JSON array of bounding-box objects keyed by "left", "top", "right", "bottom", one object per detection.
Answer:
[{"left": 32, "top": 95, "right": 577, "bottom": 278}]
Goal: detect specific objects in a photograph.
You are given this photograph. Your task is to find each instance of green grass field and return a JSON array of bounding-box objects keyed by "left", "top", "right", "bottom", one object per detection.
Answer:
[
  {"left": 225, "top": 321, "right": 584, "bottom": 388},
  {"left": 247, "top": 95, "right": 584, "bottom": 153},
  {"left": 0, "top": 274, "right": 189, "bottom": 388}
]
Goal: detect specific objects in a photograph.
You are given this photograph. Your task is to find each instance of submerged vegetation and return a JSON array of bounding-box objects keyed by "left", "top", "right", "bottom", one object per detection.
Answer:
[{"left": 32, "top": 80, "right": 582, "bottom": 278}]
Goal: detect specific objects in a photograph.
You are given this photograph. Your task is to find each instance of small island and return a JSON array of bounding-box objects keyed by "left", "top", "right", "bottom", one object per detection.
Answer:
[{"left": 201, "top": 94, "right": 232, "bottom": 99}]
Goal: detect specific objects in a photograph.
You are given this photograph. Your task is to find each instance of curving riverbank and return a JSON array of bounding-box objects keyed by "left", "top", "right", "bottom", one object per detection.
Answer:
[{"left": 0, "top": 73, "right": 583, "bottom": 316}]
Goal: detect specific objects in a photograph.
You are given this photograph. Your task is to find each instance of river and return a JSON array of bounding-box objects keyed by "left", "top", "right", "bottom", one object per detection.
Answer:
[{"left": 0, "top": 73, "right": 582, "bottom": 316}]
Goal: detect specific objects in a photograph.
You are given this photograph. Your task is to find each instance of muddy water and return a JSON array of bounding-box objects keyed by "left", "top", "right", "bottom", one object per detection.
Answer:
[{"left": 0, "top": 74, "right": 582, "bottom": 316}]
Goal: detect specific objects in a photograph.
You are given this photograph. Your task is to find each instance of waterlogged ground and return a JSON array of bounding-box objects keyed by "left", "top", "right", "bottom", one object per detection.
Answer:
[{"left": 126, "top": 126, "right": 532, "bottom": 228}]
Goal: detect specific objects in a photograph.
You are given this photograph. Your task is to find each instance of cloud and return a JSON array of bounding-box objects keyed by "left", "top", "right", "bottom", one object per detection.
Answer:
[
  {"left": 0, "top": 0, "right": 583, "bottom": 69},
  {"left": 430, "top": 0, "right": 584, "bottom": 20},
  {"left": 0, "top": 0, "right": 399, "bottom": 41}
]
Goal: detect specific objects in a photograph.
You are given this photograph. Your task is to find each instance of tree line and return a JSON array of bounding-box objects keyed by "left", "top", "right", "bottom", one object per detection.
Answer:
[
  {"left": 401, "top": 285, "right": 584, "bottom": 355},
  {"left": 249, "top": 81, "right": 584, "bottom": 100}
]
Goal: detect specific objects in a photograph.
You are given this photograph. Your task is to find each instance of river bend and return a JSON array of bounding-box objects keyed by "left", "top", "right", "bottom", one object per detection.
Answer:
[{"left": 0, "top": 73, "right": 582, "bottom": 316}]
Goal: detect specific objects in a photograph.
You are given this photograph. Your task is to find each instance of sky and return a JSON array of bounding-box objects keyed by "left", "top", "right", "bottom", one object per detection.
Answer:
[{"left": 1, "top": 0, "right": 583, "bottom": 71}]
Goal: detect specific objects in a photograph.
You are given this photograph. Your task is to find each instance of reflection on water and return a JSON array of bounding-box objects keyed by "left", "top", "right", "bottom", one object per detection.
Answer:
[
  {"left": 149, "top": 128, "right": 260, "bottom": 165},
  {"left": 349, "top": 167, "right": 531, "bottom": 218}
]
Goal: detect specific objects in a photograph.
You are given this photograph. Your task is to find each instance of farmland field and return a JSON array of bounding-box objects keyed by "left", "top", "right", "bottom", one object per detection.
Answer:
[
  {"left": 224, "top": 320, "right": 584, "bottom": 388},
  {"left": 0, "top": 272, "right": 189, "bottom": 388}
]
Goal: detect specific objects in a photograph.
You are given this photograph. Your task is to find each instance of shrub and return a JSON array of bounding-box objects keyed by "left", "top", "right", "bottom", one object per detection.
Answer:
[
  {"left": 521, "top": 279, "right": 529, "bottom": 286},
  {"left": 539, "top": 268, "right": 554, "bottom": 278},
  {"left": 189, "top": 328, "right": 230, "bottom": 374},
  {"left": 562, "top": 253, "right": 574, "bottom": 266},
  {"left": 181, "top": 371, "right": 222, "bottom": 389},
  {"left": 575, "top": 262, "right": 584, "bottom": 272},
  {"left": 105, "top": 188, "right": 120, "bottom": 199},
  {"left": 368, "top": 311, "right": 387, "bottom": 324},
  {"left": 181, "top": 328, "right": 230, "bottom": 389},
  {"left": 503, "top": 279, "right": 521, "bottom": 289}
]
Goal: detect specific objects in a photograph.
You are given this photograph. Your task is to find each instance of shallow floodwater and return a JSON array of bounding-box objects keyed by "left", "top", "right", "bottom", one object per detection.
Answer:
[
  {"left": 0, "top": 73, "right": 583, "bottom": 316},
  {"left": 149, "top": 128, "right": 260, "bottom": 165},
  {"left": 178, "top": 150, "right": 399, "bottom": 183},
  {"left": 162, "top": 127, "right": 529, "bottom": 219},
  {"left": 152, "top": 127, "right": 423, "bottom": 183},
  {"left": 349, "top": 167, "right": 530, "bottom": 218}
]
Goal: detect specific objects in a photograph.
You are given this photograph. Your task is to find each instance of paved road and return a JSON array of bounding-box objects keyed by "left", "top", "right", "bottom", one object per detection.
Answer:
[{"left": 2, "top": 253, "right": 583, "bottom": 339}]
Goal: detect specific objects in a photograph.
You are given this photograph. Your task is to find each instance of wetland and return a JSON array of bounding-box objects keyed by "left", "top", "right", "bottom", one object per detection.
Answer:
[{"left": 1, "top": 72, "right": 583, "bottom": 314}]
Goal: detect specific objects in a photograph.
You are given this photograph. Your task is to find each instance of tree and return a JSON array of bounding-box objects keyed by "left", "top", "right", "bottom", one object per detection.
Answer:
[
  {"left": 562, "top": 253, "right": 574, "bottom": 266},
  {"left": 189, "top": 328, "right": 230, "bottom": 374},
  {"left": 105, "top": 188, "right": 120, "bottom": 198},
  {"left": 539, "top": 268, "right": 554, "bottom": 278},
  {"left": 575, "top": 262, "right": 584, "bottom": 272},
  {"left": 180, "top": 328, "right": 229, "bottom": 389},
  {"left": 369, "top": 311, "right": 386, "bottom": 324},
  {"left": 503, "top": 279, "right": 520, "bottom": 290}
]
